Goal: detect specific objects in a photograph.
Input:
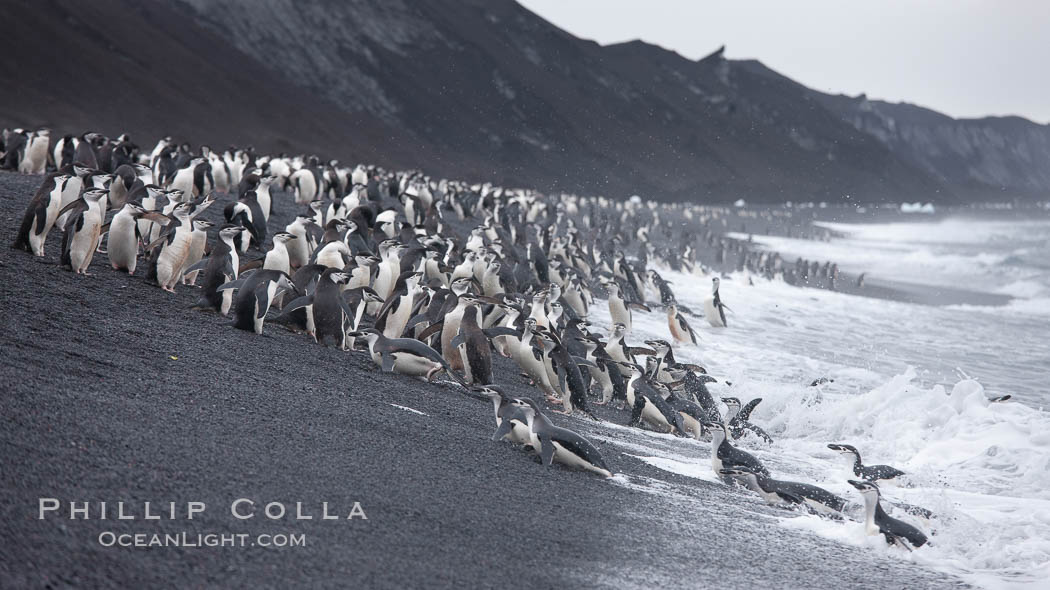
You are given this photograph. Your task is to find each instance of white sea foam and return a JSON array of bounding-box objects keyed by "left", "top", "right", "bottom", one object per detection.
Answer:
[
  {"left": 729, "top": 217, "right": 1050, "bottom": 298},
  {"left": 580, "top": 217, "right": 1050, "bottom": 589}
]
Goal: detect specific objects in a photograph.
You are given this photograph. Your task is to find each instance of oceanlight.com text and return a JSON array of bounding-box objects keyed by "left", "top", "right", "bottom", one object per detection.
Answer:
[{"left": 97, "top": 531, "right": 306, "bottom": 548}]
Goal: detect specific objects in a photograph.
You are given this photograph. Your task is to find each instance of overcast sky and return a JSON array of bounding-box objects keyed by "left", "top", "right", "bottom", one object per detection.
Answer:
[{"left": 519, "top": 0, "right": 1050, "bottom": 124}]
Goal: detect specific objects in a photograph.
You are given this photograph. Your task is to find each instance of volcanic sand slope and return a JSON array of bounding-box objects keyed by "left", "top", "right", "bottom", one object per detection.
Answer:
[{"left": 0, "top": 172, "right": 963, "bottom": 588}]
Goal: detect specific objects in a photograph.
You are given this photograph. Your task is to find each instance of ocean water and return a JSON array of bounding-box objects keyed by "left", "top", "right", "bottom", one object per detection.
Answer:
[{"left": 589, "top": 216, "right": 1050, "bottom": 589}]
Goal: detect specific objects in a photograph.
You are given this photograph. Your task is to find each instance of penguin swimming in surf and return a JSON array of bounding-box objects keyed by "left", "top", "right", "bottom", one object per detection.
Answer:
[
  {"left": 720, "top": 466, "right": 847, "bottom": 516},
  {"left": 721, "top": 397, "right": 773, "bottom": 443},
  {"left": 828, "top": 444, "right": 906, "bottom": 483}
]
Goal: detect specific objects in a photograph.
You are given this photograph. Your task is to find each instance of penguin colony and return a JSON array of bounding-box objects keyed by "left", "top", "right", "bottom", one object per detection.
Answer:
[{"left": 5, "top": 128, "right": 931, "bottom": 552}]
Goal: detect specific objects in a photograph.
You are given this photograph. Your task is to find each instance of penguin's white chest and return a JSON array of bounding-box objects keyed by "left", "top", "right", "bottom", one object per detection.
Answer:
[
  {"left": 608, "top": 297, "right": 630, "bottom": 326},
  {"left": 704, "top": 297, "right": 725, "bottom": 327},
  {"left": 107, "top": 214, "right": 138, "bottom": 269},
  {"left": 678, "top": 413, "right": 703, "bottom": 440},
  {"left": 506, "top": 421, "right": 533, "bottom": 446},
  {"left": 639, "top": 399, "right": 670, "bottom": 430}
]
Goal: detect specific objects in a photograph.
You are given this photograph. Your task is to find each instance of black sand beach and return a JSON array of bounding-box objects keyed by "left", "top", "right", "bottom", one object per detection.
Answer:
[{"left": 0, "top": 172, "right": 965, "bottom": 588}]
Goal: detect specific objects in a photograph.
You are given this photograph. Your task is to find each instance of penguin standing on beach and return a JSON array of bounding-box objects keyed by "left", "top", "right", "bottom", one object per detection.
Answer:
[
  {"left": 189, "top": 225, "right": 245, "bottom": 316},
  {"left": 12, "top": 173, "right": 72, "bottom": 256},
  {"left": 450, "top": 301, "right": 494, "bottom": 385},
  {"left": 281, "top": 268, "right": 357, "bottom": 348},
  {"left": 105, "top": 202, "right": 152, "bottom": 274},
  {"left": 149, "top": 201, "right": 210, "bottom": 292},
  {"left": 59, "top": 188, "right": 107, "bottom": 274},
  {"left": 181, "top": 219, "right": 215, "bottom": 284},
  {"left": 221, "top": 269, "right": 296, "bottom": 334}
]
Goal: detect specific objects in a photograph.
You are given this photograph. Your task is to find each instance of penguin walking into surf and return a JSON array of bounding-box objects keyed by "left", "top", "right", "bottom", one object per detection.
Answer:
[
  {"left": 533, "top": 325, "right": 597, "bottom": 419},
  {"left": 476, "top": 385, "right": 535, "bottom": 447},
  {"left": 704, "top": 277, "right": 730, "bottom": 328},
  {"left": 666, "top": 302, "right": 698, "bottom": 345},
  {"left": 618, "top": 362, "right": 689, "bottom": 436},
  {"left": 702, "top": 420, "right": 769, "bottom": 484},
  {"left": 519, "top": 398, "right": 612, "bottom": 478},
  {"left": 722, "top": 397, "right": 773, "bottom": 443},
  {"left": 848, "top": 480, "right": 928, "bottom": 550}
]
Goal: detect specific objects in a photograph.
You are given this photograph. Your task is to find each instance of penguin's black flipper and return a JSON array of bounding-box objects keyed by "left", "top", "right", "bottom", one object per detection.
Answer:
[
  {"left": 672, "top": 412, "right": 689, "bottom": 437},
  {"left": 281, "top": 295, "right": 314, "bottom": 314},
  {"left": 450, "top": 334, "right": 465, "bottom": 349},
  {"left": 483, "top": 327, "right": 521, "bottom": 339},
  {"left": 743, "top": 423, "right": 774, "bottom": 444},
  {"left": 405, "top": 312, "right": 430, "bottom": 330},
  {"left": 32, "top": 202, "right": 48, "bottom": 236},
  {"left": 628, "top": 397, "right": 645, "bottom": 427},
  {"left": 571, "top": 356, "right": 597, "bottom": 368},
  {"left": 491, "top": 420, "right": 515, "bottom": 442},
  {"left": 254, "top": 287, "right": 270, "bottom": 319},
  {"left": 627, "top": 302, "right": 651, "bottom": 312},
  {"left": 738, "top": 398, "right": 763, "bottom": 422},
  {"left": 338, "top": 297, "right": 355, "bottom": 322},
  {"left": 239, "top": 257, "right": 264, "bottom": 273},
  {"left": 417, "top": 321, "right": 443, "bottom": 340},
  {"left": 380, "top": 353, "right": 396, "bottom": 373},
  {"left": 183, "top": 257, "right": 211, "bottom": 276},
  {"left": 218, "top": 278, "right": 247, "bottom": 291},
  {"left": 538, "top": 436, "right": 556, "bottom": 466}
]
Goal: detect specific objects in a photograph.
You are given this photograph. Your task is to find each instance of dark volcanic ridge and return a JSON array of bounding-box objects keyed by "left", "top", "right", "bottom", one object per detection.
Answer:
[{"left": 2, "top": 0, "right": 1048, "bottom": 202}]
